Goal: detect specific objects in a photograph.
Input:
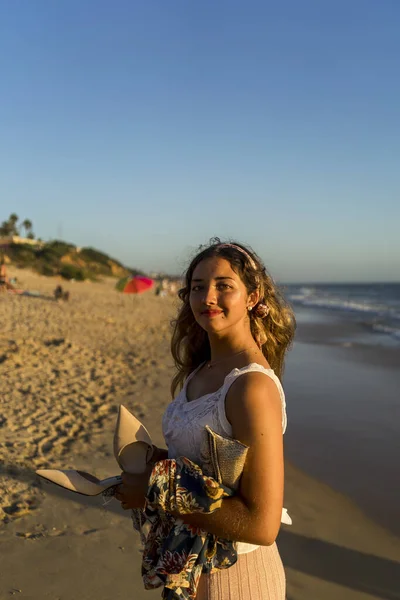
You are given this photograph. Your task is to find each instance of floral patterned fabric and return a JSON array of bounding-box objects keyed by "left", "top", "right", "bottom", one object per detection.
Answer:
[{"left": 132, "top": 457, "right": 238, "bottom": 600}]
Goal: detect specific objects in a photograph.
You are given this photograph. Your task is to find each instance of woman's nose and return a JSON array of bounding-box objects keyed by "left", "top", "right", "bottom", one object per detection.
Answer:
[{"left": 202, "top": 286, "right": 217, "bottom": 305}]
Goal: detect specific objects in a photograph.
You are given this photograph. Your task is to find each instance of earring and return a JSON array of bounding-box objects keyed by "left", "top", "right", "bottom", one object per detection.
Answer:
[{"left": 247, "top": 306, "right": 253, "bottom": 311}]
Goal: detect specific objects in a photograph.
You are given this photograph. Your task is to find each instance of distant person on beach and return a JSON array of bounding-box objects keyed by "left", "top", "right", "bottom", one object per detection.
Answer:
[
  {"left": 53, "top": 285, "right": 70, "bottom": 301},
  {"left": 115, "top": 239, "right": 295, "bottom": 599},
  {"left": 0, "top": 258, "right": 8, "bottom": 292}
]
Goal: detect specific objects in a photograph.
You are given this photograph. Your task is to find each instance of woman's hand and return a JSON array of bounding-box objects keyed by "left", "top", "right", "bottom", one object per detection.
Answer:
[{"left": 114, "top": 463, "right": 153, "bottom": 510}]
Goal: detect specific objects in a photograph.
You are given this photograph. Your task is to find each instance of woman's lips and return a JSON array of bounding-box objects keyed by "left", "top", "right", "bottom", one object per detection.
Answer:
[{"left": 201, "top": 311, "right": 223, "bottom": 318}]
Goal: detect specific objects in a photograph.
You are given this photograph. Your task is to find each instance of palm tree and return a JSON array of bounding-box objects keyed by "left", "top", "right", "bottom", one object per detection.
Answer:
[
  {"left": 8, "top": 213, "right": 19, "bottom": 235},
  {"left": 0, "top": 221, "right": 11, "bottom": 236},
  {"left": 22, "top": 219, "right": 33, "bottom": 237}
]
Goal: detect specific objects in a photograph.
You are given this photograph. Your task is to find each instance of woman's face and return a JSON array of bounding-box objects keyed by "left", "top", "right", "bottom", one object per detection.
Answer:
[{"left": 189, "top": 256, "right": 256, "bottom": 335}]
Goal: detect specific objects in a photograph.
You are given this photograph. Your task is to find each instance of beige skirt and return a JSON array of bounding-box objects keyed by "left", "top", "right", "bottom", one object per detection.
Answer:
[{"left": 195, "top": 542, "right": 285, "bottom": 599}]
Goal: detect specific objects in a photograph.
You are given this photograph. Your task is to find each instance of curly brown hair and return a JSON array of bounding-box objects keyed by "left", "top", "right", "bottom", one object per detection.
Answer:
[{"left": 170, "top": 238, "right": 296, "bottom": 396}]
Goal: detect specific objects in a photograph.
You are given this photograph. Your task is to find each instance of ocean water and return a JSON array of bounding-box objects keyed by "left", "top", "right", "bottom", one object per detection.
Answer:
[{"left": 284, "top": 283, "right": 400, "bottom": 347}]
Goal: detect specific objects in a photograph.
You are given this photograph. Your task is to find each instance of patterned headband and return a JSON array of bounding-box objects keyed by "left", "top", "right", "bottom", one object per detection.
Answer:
[{"left": 217, "top": 243, "right": 257, "bottom": 270}]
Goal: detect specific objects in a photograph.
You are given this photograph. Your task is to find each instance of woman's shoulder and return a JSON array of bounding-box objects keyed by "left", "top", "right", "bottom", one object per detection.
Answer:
[
  {"left": 225, "top": 372, "right": 283, "bottom": 428},
  {"left": 223, "top": 361, "right": 280, "bottom": 389},
  {"left": 226, "top": 367, "right": 281, "bottom": 399},
  {"left": 224, "top": 364, "right": 287, "bottom": 433}
]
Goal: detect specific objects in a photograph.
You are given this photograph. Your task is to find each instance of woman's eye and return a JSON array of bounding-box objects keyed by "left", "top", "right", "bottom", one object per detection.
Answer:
[{"left": 191, "top": 283, "right": 231, "bottom": 292}]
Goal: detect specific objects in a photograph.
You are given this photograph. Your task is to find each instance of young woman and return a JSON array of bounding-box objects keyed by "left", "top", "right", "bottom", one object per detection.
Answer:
[{"left": 116, "top": 240, "right": 296, "bottom": 599}]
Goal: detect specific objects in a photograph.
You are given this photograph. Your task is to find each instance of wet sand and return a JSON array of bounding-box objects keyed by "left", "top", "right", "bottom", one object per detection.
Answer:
[
  {"left": 285, "top": 307, "right": 400, "bottom": 536},
  {"left": 0, "top": 270, "right": 399, "bottom": 600}
]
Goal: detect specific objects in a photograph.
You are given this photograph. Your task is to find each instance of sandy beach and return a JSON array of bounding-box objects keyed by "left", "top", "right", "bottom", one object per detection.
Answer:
[{"left": 1, "top": 269, "right": 399, "bottom": 600}]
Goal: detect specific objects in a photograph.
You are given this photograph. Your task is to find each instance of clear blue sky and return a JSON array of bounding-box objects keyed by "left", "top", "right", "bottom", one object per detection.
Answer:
[{"left": 1, "top": 0, "right": 399, "bottom": 282}]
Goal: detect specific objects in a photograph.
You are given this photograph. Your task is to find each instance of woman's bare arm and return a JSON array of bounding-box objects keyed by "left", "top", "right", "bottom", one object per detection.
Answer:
[{"left": 170, "top": 373, "right": 284, "bottom": 546}]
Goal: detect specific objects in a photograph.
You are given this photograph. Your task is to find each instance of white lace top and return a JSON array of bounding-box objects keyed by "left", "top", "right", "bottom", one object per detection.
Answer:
[{"left": 162, "top": 362, "right": 291, "bottom": 554}]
